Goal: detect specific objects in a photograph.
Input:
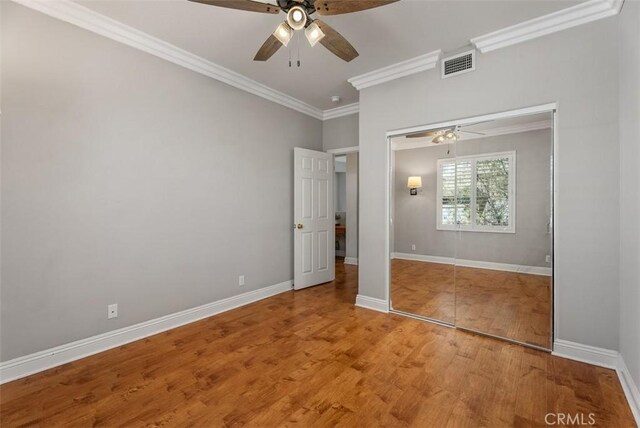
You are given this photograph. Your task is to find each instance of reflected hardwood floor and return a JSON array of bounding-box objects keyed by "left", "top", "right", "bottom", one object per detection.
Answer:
[
  {"left": 391, "top": 259, "right": 455, "bottom": 323},
  {"left": 1, "top": 260, "right": 635, "bottom": 427},
  {"left": 455, "top": 266, "right": 551, "bottom": 349},
  {"left": 390, "top": 259, "right": 551, "bottom": 349}
]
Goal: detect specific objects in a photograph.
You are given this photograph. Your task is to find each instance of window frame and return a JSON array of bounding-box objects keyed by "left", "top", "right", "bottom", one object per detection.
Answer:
[{"left": 436, "top": 151, "right": 516, "bottom": 233}]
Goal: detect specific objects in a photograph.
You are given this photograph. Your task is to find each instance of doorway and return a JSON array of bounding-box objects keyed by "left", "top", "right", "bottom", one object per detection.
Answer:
[{"left": 329, "top": 150, "right": 359, "bottom": 271}]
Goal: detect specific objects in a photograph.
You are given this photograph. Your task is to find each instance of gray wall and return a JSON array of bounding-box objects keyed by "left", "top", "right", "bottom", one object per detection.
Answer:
[
  {"left": 322, "top": 114, "right": 359, "bottom": 151},
  {"left": 358, "top": 18, "right": 620, "bottom": 350},
  {"left": 393, "top": 130, "right": 552, "bottom": 268},
  {"left": 346, "top": 153, "right": 358, "bottom": 260},
  {"left": 618, "top": 0, "right": 640, "bottom": 393},
  {"left": 0, "top": 2, "right": 322, "bottom": 361},
  {"left": 335, "top": 172, "right": 347, "bottom": 212}
]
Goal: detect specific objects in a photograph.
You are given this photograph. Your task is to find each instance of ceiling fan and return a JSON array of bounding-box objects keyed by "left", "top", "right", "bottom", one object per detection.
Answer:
[
  {"left": 188, "top": 0, "right": 399, "bottom": 62},
  {"left": 406, "top": 125, "right": 486, "bottom": 144}
]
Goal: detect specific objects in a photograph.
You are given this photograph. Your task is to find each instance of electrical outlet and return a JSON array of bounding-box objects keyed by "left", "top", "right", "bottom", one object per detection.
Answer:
[
  {"left": 238, "top": 275, "right": 245, "bottom": 286},
  {"left": 107, "top": 304, "right": 118, "bottom": 319},
  {"left": 411, "top": 244, "right": 416, "bottom": 251},
  {"left": 545, "top": 254, "right": 551, "bottom": 263}
]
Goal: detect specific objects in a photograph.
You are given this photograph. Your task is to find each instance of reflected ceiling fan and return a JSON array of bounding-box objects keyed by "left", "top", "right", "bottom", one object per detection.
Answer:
[
  {"left": 406, "top": 124, "right": 487, "bottom": 144},
  {"left": 188, "top": 0, "right": 399, "bottom": 62}
]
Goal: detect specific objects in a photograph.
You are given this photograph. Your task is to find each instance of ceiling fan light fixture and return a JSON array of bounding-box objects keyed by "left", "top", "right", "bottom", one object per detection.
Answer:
[
  {"left": 444, "top": 130, "right": 458, "bottom": 140},
  {"left": 287, "top": 5, "right": 307, "bottom": 31},
  {"left": 305, "top": 21, "right": 325, "bottom": 47},
  {"left": 433, "top": 135, "right": 446, "bottom": 144},
  {"left": 273, "top": 22, "right": 293, "bottom": 46}
]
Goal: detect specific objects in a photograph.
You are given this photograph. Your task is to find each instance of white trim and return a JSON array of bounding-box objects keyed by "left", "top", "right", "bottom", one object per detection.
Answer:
[
  {"left": 618, "top": 354, "right": 640, "bottom": 424},
  {"left": 551, "top": 108, "right": 559, "bottom": 349},
  {"left": 441, "top": 49, "right": 476, "bottom": 79},
  {"left": 355, "top": 294, "right": 389, "bottom": 313},
  {"left": 0, "top": 280, "right": 293, "bottom": 384},
  {"left": 391, "top": 252, "right": 454, "bottom": 264},
  {"left": 552, "top": 339, "right": 640, "bottom": 424},
  {"left": 348, "top": 0, "right": 625, "bottom": 91},
  {"left": 344, "top": 257, "right": 359, "bottom": 265},
  {"left": 348, "top": 50, "right": 442, "bottom": 91},
  {"left": 471, "top": 0, "right": 624, "bottom": 53},
  {"left": 11, "top": 0, "right": 325, "bottom": 120},
  {"left": 553, "top": 339, "right": 619, "bottom": 369},
  {"left": 327, "top": 146, "right": 359, "bottom": 155},
  {"left": 14, "top": 0, "right": 624, "bottom": 120},
  {"left": 323, "top": 103, "right": 359, "bottom": 120},
  {"left": 391, "top": 252, "right": 551, "bottom": 276},
  {"left": 456, "top": 259, "right": 551, "bottom": 276}
]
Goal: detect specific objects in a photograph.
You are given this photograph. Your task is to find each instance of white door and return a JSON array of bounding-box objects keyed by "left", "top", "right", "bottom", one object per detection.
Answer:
[{"left": 294, "top": 148, "right": 335, "bottom": 290}]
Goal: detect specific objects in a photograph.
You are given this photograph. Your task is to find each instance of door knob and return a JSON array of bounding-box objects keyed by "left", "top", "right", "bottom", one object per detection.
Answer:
[{"left": 296, "top": 224, "right": 304, "bottom": 229}]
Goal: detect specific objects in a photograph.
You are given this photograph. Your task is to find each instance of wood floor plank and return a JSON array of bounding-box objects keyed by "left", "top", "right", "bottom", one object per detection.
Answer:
[{"left": 0, "top": 260, "right": 635, "bottom": 427}]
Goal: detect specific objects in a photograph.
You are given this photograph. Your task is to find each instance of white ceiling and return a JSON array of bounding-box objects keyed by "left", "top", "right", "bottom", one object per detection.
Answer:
[{"left": 76, "top": 0, "right": 578, "bottom": 110}]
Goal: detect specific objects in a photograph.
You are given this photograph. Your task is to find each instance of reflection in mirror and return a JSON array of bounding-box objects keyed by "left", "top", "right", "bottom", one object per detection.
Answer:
[
  {"left": 390, "top": 139, "right": 456, "bottom": 324},
  {"left": 453, "top": 112, "right": 553, "bottom": 349},
  {"left": 388, "top": 110, "right": 554, "bottom": 350}
]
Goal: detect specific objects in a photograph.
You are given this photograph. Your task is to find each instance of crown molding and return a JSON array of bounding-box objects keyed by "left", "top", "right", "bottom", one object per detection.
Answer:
[
  {"left": 471, "top": 0, "right": 625, "bottom": 53},
  {"left": 347, "top": 50, "right": 442, "bottom": 91},
  {"left": 322, "top": 103, "right": 359, "bottom": 120},
  {"left": 13, "top": 0, "right": 624, "bottom": 119},
  {"left": 11, "top": 0, "right": 325, "bottom": 120}
]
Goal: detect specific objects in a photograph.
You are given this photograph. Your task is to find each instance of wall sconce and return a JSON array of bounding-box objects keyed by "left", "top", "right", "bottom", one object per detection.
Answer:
[{"left": 407, "top": 176, "right": 422, "bottom": 195}]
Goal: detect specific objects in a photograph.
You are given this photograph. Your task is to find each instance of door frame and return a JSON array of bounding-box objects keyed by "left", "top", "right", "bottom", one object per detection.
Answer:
[
  {"left": 326, "top": 146, "right": 359, "bottom": 155},
  {"left": 384, "top": 102, "right": 558, "bottom": 351}
]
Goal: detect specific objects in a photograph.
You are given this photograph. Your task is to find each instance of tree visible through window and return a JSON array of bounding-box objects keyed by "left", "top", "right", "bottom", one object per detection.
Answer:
[{"left": 437, "top": 152, "right": 515, "bottom": 233}]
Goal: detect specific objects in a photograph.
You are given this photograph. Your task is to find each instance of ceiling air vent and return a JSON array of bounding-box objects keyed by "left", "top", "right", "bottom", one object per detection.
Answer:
[{"left": 441, "top": 50, "right": 476, "bottom": 79}]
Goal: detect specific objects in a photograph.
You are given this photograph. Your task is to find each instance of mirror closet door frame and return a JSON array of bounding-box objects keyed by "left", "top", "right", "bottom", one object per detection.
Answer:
[{"left": 385, "top": 103, "right": 557, "bottom": 351}]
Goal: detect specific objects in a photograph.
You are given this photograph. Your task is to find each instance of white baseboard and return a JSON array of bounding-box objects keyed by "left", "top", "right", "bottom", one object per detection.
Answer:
[
  {"left": 553, "top": 339, "right": 619, "bottom": 369},
  {"left": 617, "top": 354, "right": 640, "bottom": 425},
  {"left": 553, "top": 339, "right": 640, "bottom": 425},
  {"left": 0, "top": 280, "right": 293, "bottom": 384},
  {"left": 344, "top": 257, "right": 358, "bottom": 265},
  {"left": 392, "top": 252, "right": 454, "bottom": 265},
  {"left": 355, "top": 294, "right": 389, "bottom": 313},
  {"left": 391, "top": 252, "right": 552, "bottom": 276}
]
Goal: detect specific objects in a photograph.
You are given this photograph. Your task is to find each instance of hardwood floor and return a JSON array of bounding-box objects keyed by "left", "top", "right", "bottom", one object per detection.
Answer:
[
  {"left": 390, "top": 259, "right": 551, "bottom": 348},
  {"left": 0, "top": 260, "right": 635, "bottom": 427}
]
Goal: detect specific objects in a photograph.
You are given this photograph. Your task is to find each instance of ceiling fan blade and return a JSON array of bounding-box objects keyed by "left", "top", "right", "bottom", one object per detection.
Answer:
[
  {"left": 314, "top": 0, "right": 398, "bottom": 16},
  {"left": 315, "top": 20, "right": 359, "bottom": 62},
  {"left": 406, "top": 131, "right": 437, "bottom": 139},
  {"left": 254, "top": 34, "right": 283, "bottom": 61},
  {"left": 188, "top": 0, "right": 280, "bottom": 14}
]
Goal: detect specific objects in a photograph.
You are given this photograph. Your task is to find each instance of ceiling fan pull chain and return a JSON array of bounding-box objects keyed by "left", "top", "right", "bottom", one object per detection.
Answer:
[
  {"left": 288, "top": 40, "right": 292, "bottom": 68},
  {"left": 297, "top": 31, "right": 301, "bottom": 67}
]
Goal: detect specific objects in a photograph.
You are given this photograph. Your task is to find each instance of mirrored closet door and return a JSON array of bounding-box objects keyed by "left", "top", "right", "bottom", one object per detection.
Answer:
[
  {"left": 390, "top": 140, "right": 456, "bottom": 324},
  {"left": 389, "top": 110, "right": 554, "bottom": 350}
]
